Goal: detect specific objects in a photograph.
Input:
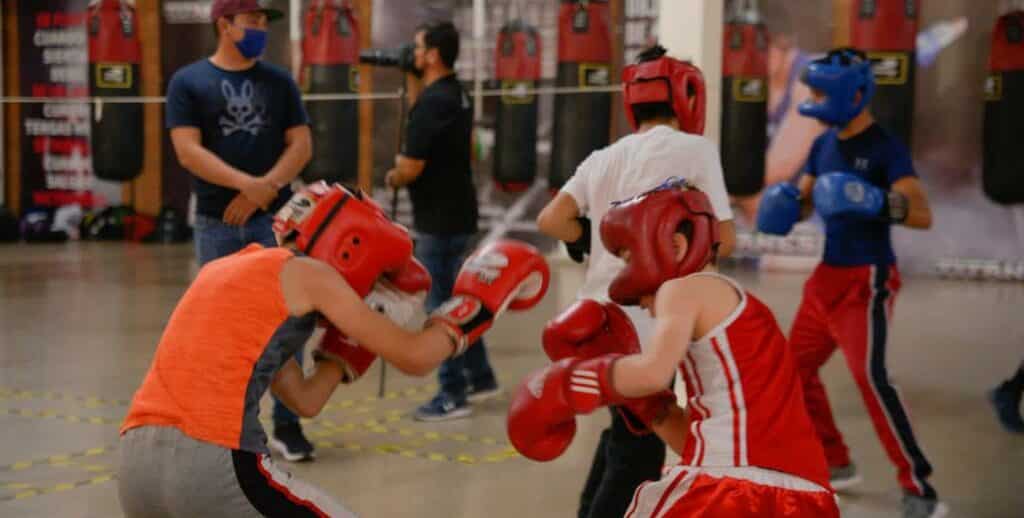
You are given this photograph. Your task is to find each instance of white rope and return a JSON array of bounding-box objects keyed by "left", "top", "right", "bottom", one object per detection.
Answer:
[
  {"left": 481, "top": 179, "right": 547, "bottom": 245},
  {"left": 0, "top": 83, "right": 623, "bottom": 105}
]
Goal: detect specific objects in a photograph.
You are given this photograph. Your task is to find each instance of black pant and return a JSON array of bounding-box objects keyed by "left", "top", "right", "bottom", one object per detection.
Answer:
[{"left": 578, "top": 407, "right": 666, "bottom": 518}]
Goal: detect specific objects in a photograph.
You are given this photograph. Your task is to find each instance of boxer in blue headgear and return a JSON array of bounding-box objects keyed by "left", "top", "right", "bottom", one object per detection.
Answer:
[{"left": 756, "top": 47, "right": 947, "bottom": 518}]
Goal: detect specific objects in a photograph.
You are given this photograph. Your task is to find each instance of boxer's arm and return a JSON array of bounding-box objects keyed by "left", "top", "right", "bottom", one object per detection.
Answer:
[
  {"left": 269, "top": 358, "right": 345, "bottom": 418},
  {"left": 611, "top": 279, "right": 699, "bottom": 397},
  {"left": 891, "top": 176, "right": 932, "bottom": 229},
  {"left": 717, "top": 220, "right": 736, "bottom": 258},
  {"left": 282, "top": 257, "right": 455, "bottom": 376},
  {"left": 651, "top": 404, "right": 691, "bottom": 456},
  {"left": 536, "top": 192, "right": 584, "bottom": 242},
  {"left": 692, "top": 140, "right": 736, "bottom": 257},
  {"left": 765, "top": 82, "right": 827, "bottom": 186}
]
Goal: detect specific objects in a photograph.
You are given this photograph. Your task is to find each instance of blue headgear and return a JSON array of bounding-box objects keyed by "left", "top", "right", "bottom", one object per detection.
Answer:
[{"left": 798, "top": 48, "right": 875, "bottom": 127}]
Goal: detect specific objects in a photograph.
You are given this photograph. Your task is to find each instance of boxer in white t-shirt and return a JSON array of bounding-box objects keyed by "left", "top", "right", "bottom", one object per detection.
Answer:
[{"left": 536, "top": 45, "right": 735, "bottom": 518}]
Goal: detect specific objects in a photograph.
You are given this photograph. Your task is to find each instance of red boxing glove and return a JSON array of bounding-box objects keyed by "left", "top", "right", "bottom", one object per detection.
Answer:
[
  {"left": 541, "top": 300, "right": 672, "bottom": 434},
  {"left": 507, "top": 358, "right": 585, "bottom": 462},
  {"left": 314, "top": 324, "right": 377, "bottom": 383},
  {"left": 617, "top": 389, "right": 677, "bottom": 435},
  {"left": 508, "top": 355, "right": 676, "bottom": 460},
  {"left": 508, "top": 354, "right": 630, "bottom": 461},
  {"left": 542, "top": 299, "right": 640, "bottom": 362},
  {"left": 432, "top": 239, "right": 550, "bottom": 355},
  {"left": 366, "top": 257, "right": 431, "bottom": 331},
  {"left": 318, "top": 258, "right": 430, "bottom": 383},
  {"left": 385, "top": 256, "right": 431, "bottom": 295}
]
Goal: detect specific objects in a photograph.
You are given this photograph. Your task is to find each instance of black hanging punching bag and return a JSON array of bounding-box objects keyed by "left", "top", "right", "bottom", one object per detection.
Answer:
[
  {"left": 88, "top": 0, "right": 143, "bottom": 182},
  {"left": 301, "top": 0, "right": 360, "bottom": 184},
  {"left": 721, "top": 18, "right": 768, "bottom": 197},
  {"left": 851, "top": 0, "right": 918, "bottom": 145},
  {"left": 493, "top": 20, "right": 541, "bottom": 193},
  {"left": 983, "top": 11, "right": 1024, "bottom": 205},
  {"left": 550, "top": 0, "right": 612, "bottom": 191}
]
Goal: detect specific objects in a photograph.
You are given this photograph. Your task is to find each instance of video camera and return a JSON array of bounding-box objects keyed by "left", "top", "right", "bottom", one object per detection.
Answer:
[{"left": 359, "top": 43, "right": 417, "bottom": 74}]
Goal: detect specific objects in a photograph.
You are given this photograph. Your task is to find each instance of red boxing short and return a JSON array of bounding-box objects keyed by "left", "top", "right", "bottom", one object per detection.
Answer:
[{"left": 625, "top": 466, "right": 839, "bottom": 518}]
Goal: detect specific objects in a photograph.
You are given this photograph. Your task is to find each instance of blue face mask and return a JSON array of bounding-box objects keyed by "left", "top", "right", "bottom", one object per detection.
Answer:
[{"left": 233, "top": 26, "right": 267, "bottom": 59}]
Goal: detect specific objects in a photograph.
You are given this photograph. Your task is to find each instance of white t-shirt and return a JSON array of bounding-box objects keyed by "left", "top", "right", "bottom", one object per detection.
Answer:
[{"left": 560, "top": 125, "right": 734, "bottom": 345}]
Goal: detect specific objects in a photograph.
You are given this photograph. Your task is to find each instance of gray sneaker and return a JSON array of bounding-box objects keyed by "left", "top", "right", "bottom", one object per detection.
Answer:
[
  {"left": 902, "top": 494, "right": 948, "bottom": 518},
  {"left": 829, "top": 463, "right": 862, "bottom": 491}
]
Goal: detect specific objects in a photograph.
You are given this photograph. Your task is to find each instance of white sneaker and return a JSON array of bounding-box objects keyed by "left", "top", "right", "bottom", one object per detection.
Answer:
[
  {"left": 829, "top": 463, "right": 862, "bottom": 492},
  {"left": 902, "top": 494, "right": 948, "bottom": 518},
  {"left": 467, "top": 383, "right": 502, "bottom": 403}
]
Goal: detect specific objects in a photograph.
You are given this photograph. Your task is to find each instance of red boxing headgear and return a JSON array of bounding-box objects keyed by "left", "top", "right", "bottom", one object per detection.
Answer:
[
  {"left": 599, "top": 179, "right": 720, "bottom": 306},
  {"left": 273, "top": 181, "right": 413, "bottom": 298},
  {"left": 622, "top": 47, "right": 706, "bottom": 134}
]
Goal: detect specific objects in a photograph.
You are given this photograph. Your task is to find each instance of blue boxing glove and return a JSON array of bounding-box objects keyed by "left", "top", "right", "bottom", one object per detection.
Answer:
[
  {"left": 813, "top": 172, "right": 907, "bottom": 223},
  {"left": 757, "top": 183, "right": 802, "bottom": 235}
]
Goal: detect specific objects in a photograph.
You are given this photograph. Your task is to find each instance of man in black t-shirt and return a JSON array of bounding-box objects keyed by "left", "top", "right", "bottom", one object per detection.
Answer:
[{"left": 386, "top": 21, "right": 496, "bottom": 421}]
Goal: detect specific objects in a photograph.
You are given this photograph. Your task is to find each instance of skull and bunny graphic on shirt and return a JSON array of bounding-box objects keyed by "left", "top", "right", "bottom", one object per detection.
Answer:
[{"left": 218, "top": 79, "right": 269, "bottom": 137}]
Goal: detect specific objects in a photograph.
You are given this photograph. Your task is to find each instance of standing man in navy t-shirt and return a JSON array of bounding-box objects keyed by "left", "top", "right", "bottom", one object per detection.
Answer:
[
  {"left": 757, "top": 48, "right": 945, "bottom": 518},
  {"left": 165, "top": 0, "right": 314, "bottom": 462}
]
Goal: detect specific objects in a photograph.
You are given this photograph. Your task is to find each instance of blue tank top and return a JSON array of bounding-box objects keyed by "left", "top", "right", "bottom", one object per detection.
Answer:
[{"left": 803, "top": 124, "right": 916, "bottom": 266}]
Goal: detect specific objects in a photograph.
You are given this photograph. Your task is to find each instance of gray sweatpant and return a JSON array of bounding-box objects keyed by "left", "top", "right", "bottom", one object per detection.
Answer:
[{"left": 119, "top": 426, "right": 356, "bottom": 518}]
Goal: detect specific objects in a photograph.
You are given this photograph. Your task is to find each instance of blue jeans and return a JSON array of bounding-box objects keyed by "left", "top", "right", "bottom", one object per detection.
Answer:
[
  {"left": 415, "top": 233, "right": 497, "bottom": 402},
  {"left": 193, "top": 213, "right": 302, "bottom": 425}
]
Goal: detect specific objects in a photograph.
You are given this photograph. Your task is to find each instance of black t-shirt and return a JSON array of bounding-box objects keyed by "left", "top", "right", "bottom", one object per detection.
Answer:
[
  {"left": 402, "top": 74, "right": 479, "bottom": 235},
  {"left": 165, "top": 59, "right": 310, "bottom": 218}
]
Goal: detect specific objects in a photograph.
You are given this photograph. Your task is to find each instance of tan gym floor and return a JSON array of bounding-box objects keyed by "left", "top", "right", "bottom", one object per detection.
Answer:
[{"left": 0, "top": 243, "right": 1021, "bottom": 517}]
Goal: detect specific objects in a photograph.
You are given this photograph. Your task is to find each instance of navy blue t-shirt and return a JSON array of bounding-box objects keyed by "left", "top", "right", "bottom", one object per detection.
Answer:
[
  {"left": 804, "top": 123, "right": 915, "bottom": 266},
  {"left": 165, "top": 59, "right": 309, "bottom": 218}
]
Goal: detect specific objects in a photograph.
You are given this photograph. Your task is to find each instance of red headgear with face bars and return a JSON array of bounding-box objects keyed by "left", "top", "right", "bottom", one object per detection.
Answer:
[
  {"left": 273, "top": 181, "right": 414, "bottom": 298},
  {"left": 599, "top": 179, "right": 720, "bottom": 306},
  {"left": 622, "top": 46, "right": 707, "bottom": 134}
]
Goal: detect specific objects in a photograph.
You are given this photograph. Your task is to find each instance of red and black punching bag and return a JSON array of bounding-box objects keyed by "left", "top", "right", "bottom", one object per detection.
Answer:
[
  {"left": 301, "top": 0, "right": 360, "bottom": 184},
  {"left": 721, "top": 17, "right": 768, "bottom": 197},
  {"left": 550, "top": 0, "right": 612, "bottom": 191},
  {"left": 88, "top": 0, "right": 143, "bottom": 182},
  {"left": 493, "top": 20, "right": 541, "bottom": 193},
  {"left": 983, "top": 11, "right": 1024, "bottom": 205},
  {"left": 851, "top": 0, "right": 918, "bottom": 145}
]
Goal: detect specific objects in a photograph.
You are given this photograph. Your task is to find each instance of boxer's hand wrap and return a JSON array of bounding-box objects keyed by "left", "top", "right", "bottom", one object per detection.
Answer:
[
  {"left": 564, "top": 217, "right": 591, "bottom": 264},
  {"left": 883, "top": 190, "right": 909, "bottom": 224},
  {"left": 430, "top": 295, "right": 494, "bottom": 356}
]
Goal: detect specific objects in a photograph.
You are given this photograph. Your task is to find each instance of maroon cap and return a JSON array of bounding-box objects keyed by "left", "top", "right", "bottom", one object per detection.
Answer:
[{"left": 210, "top": 0, "right": 284, "bottom": 23}]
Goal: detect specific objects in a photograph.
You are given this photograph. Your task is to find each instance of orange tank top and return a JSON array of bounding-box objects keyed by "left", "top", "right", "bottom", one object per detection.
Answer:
[{"left": 121, "top": 244, "right": 317, "bottom": 453}]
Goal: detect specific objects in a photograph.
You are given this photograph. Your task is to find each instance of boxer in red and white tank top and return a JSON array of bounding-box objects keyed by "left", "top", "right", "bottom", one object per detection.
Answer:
[
  {"left": 676, "top": 272, "right": 826, "bottom": 482},
  {"left": 626, "top": 273, "right": 835, "bottom": 518},
  {"left": 505, "top": 181, "right": 839, "bottom": 518}
]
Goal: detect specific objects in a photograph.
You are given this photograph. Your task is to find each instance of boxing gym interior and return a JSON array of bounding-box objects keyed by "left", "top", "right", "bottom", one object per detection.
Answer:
[{"left": 1, "top": 1, "right": 1022, "bottom": 517}]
